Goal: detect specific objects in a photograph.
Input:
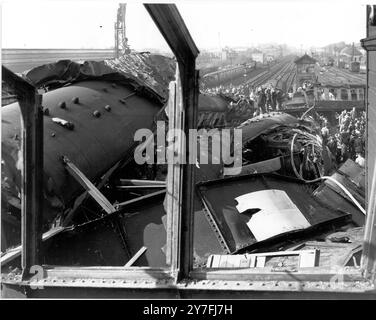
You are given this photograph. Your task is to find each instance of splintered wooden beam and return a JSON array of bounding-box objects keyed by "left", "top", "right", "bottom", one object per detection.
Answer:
[
  {"left": 62, "top": 156, "right": 116, "bottom": 214},
  {"left": 118, "top": 179, "right": 166, "bottom": 186},
  {"left": 124, "top": 246, "right": 148, "bottom": 267}
]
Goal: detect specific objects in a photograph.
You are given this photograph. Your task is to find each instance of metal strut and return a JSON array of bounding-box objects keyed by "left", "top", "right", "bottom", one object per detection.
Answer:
[{"left": 62, "top": 156, "right": 132, "bottom": 259}]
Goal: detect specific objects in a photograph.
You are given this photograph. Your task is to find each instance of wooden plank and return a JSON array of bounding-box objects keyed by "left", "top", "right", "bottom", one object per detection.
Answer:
[
  {"left": 62, "top": 158, "right": 124, "bottom": 227},
  {"left": 165, "top": 80, "right": 177, "bottom": 266},
  {"left": 206, "top": 250, "right": 319, "bottom": 269},
  {"left": 124, "top": 246, "right": 148, "bottom": 267},
  {"left": 62, "top": 156, "right": 133, "bottom": 258},
  {"left": 118, "top": 179, "right": 165, "bottom": 186},
  {"left": 1, "top": 227, "right": 66, "bottom": 266}
]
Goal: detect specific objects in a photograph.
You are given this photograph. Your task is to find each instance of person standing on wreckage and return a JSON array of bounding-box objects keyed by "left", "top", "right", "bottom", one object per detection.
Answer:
[{"left": 255, "top": 87, "right": 267, "bottom": 115}]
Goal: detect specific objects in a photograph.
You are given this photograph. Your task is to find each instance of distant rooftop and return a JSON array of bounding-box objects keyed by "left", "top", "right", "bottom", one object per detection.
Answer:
[
  {"left": 294, "top": 53, "right": 317, "bottom": 64},
  {"left": 340, "top": 46, "right": 363, "bottom": 57}
]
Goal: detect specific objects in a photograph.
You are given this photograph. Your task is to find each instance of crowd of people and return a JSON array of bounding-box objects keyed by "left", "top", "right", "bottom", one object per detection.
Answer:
[
  {"left": 202, "top": 81, "right": 366, "bottom": 169},
  {"left": 202, "top": 82, "right": 286, "bottom": 116},
  {"left": 320, "top": 108, "right": 366, "bottom": 168}
]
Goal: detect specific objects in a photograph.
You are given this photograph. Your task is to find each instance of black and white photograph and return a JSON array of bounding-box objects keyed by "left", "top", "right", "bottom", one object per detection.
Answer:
[{"left": 1, "top": 0, "right": 376, "bottom": 303}]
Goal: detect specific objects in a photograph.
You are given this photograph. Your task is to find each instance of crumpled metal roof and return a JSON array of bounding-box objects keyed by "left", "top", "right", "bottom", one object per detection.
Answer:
[
  {"left": 22, "top": 52, "right": 176, "bottom": 105},
  {"left": 238, "top": 112, "right": 302, "bottom": 144}
]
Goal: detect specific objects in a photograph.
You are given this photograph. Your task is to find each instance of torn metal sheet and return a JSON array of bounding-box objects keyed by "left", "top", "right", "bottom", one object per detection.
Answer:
[
  {"left": 239, "top": 112, "right": 302, "bottom": 145},
  {"left": 337, "top": 159, "right": 366, "bottom": 191},
  {"left": 313, "top": 159, "right": 365, "bottom": 227},
  {"left": 235, "top": 190, "right": 311, "bottom": 242},
  {"left": 197, "top": 173, "right": 351, "bottom": 253}
]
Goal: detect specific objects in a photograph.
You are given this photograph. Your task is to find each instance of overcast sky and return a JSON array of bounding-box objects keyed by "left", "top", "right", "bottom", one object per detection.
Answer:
[{"left": 0, "top": 0, "right": 368, "bottom": 51}]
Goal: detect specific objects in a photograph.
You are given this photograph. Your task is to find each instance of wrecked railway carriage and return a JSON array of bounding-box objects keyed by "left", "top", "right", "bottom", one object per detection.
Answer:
[{"left": 1, "top": 53, "right": 366, "bottom": 270}]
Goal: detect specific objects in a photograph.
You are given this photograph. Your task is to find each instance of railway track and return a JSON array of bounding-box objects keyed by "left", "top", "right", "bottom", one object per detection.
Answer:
[
  {"left": 246, "top": 57, "right": 294, "bottom": 89},
  {"left": 285, "top": 69, "right": 296, "bottom": 92},
  {"left": 331, "top": 67, "right": 365, "bottom": 83},
  {"left": 273, "top": 61, "right": 294, "bottom": 89},
  {"left": 278, "top": 62, "right": 296, "bottom": 92},
  {"left": 317, "top": 65, "right": 366, "bottom": 86}
]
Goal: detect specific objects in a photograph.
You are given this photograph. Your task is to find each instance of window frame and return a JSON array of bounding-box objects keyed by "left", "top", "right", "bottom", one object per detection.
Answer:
[{"left": 2, "top": 4, "right": 376, "bottom": 296}]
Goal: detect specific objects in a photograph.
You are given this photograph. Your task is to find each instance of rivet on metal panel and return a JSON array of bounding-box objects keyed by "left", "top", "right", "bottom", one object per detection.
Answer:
[
  {"left": 93, "top": 110, "right": 101, "bottom": 118},
  {"left": 236, "top": 282, "right": 240, "bottom": 286},
  {"left": 72, "top": 97, "right": 80, "bottom": 104},
  {"left": 51, "top": 133, "right": 56, "bottom": 137},
  {"left": 104, "top": 105, "right": 111, "bottom": 111},
  {"left": 58, "top": 101, "right": 66, "bottom": 109}
]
